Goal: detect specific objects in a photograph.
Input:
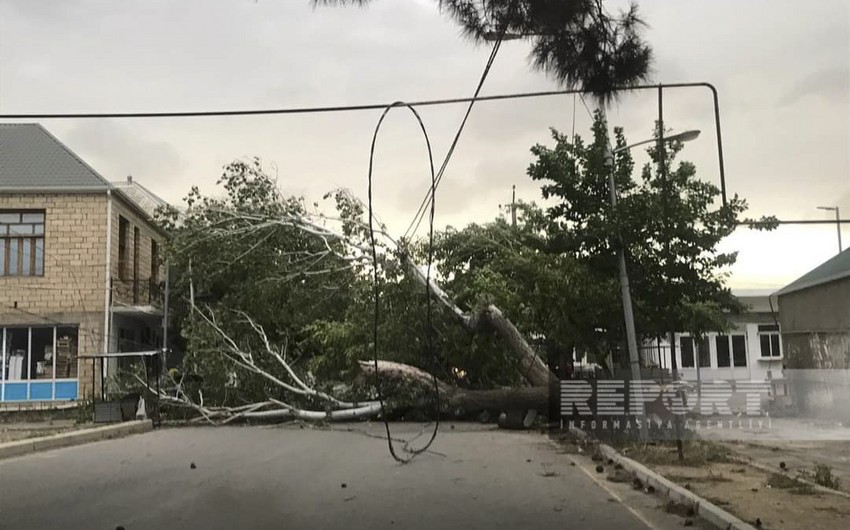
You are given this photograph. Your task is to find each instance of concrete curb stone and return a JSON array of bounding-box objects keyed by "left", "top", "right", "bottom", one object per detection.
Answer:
[
  {"left": 568, "top": 426, "right": 757, "bottom": 530},
  {"left": 0, "top": 420, "right": 152, "bottom": 461}
]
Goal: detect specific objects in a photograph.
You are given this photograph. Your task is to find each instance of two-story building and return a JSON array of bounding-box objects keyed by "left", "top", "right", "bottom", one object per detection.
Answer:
[{"left": 0, "top": 123, "right": 167, "bottom": 404}]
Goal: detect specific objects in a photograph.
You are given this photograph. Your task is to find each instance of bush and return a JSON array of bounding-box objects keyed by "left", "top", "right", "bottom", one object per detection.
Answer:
[
  {"left": 812, "top": 464, "right": 841, "bottom": 490},
  {"left": 767, "top": 473, "right": 815, "bottom": 495}
]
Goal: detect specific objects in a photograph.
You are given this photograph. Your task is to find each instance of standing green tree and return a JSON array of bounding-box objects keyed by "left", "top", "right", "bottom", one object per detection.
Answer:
[
  {"left": 527, "top": 110, "right": 749, "bottom": 358},
  {"left": 429, "top": 201, "right": 620, "bottom": 369}
]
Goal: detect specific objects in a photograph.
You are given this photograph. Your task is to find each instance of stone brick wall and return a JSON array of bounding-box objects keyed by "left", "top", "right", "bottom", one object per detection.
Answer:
[
  {"left": 0, "top": 193, "right": 110, "bottom": 397},
  {"left": 1, "top": 192, "right": 166, "bottom": 401},
  {"left": 0, "top": 193, "right": 108, "bottom": 313}
]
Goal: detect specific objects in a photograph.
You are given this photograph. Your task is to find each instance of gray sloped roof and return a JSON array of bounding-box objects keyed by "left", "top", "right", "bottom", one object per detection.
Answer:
[
  {"left": 775, "top": 247, "right": 850, "bottom": 296},
  {"left": 110, "top": 178, "right": 170, "bottom": 219},
  {"left": 0, "top": 123, "right": 111, "bottom": 191}
]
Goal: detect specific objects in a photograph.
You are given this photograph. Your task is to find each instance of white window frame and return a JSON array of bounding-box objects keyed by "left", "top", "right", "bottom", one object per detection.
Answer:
[{"left": 757, "top": 324, "right": 782, "bottom": 358}]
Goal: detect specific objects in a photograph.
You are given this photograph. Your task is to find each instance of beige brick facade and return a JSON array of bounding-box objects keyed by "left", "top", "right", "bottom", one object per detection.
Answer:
[
  {"left": 110, "top": 194, "right": 164, "bottom": 307},
  {"left": 1, "top": 191, "right": 165, "bottom": 401}
]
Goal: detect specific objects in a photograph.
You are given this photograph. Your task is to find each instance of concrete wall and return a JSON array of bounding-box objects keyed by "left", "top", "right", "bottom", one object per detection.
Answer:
[
  {"left": 782, "top": 332, "right": 850, "bottom": 370},
  {"left": 784, "top": 367, "right": 850, "bottom": 422},
  {"left": 779, "top": 277, "right": 850, "bottom": 335},
  {"left": 776, "top": 278, "right": 850, "bottom": 419},
  {"left": 0, "top": 193, "right": 110, "bottom": 398},
  {"left": 779, "top": 277, "right": 850, "bottom": 370}
]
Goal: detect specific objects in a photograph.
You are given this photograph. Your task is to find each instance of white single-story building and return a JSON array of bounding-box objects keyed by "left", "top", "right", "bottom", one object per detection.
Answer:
[{"left": 642, "top": 289, "right": 784, "bottom": 383}]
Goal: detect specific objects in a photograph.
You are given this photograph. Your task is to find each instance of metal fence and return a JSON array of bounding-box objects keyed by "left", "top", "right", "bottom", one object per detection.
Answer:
[{"left": 111, "top": 278, "right": 163, "bottom": 306}]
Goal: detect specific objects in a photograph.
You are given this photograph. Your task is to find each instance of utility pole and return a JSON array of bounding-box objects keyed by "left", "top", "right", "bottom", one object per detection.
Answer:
[
  {"left": 602, "top": 119, "right": 700, "bottom": 445},
  {"left": 161, "top": 263, "right": 169, "bottom": 362},
  {"left": 603, "top": 148, "right": 648, "bottom": 442},
  {"left": 511, "top": 185, "right": 517, "bottom": 228},
  {"left": 817, "top": 206, "right": 842, "bottom": 254},
  {"left": 659, "top": 86, "right": 685, "bottom": 462}
]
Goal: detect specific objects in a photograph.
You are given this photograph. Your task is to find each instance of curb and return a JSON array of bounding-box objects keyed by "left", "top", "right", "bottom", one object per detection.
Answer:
[
  {"left": 568, "top": 427, "right": 757, "bottom": 530},
  {"left": 0, "top": 420, "right": 153, "bottom": 461}
]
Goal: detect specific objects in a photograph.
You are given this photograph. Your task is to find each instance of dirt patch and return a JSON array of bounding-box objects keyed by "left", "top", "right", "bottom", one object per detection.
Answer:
[
  {"left": 666, "top": 472, "right": 731, "bottom": 484},
  {"left": 766, "top": 472, "right": 816, "bottom": 495},
  {"left": 714, "top": 439, "right": 850, "bottom": 493},
  {"left": 621, "top": 439, "right": 737, "bottom": 467},
  {"left": 627, "top": 444, "right": 850, "bottom": 530},
  {"left": 663, "top": 500, "right": 696, "bottom": 518}
]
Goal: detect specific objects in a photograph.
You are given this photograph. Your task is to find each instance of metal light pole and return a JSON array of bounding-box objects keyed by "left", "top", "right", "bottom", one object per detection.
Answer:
[
  {"left": 511, "top": 185, "right": 517, "bottom": 228},
  {"left": 604, "top": 129, "right": 700, "bottom": 443},
  {"left": 817, "top": 206, "right": 842, "bottom": 254}
]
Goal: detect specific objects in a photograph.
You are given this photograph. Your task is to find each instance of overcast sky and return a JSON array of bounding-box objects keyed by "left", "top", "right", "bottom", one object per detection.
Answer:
[{"left": 1, "top": 0, "right": 848, "bottom": 289}]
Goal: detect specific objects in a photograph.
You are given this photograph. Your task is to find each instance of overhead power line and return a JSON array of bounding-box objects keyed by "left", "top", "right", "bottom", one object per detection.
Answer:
[
  {"left": 402, "top": 31, "right": 505, "bottom": 240},
  {"left": 0, "top": 89, "right": 625, "bottom": 120}
]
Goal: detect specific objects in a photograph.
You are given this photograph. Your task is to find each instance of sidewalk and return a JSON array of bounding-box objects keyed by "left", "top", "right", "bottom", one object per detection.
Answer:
[
  {"left": 0, "top": 420, "right": 152, "bottom": 460},
  {"left": 0, "top": 419, "right": 81, "bottom": 444}
]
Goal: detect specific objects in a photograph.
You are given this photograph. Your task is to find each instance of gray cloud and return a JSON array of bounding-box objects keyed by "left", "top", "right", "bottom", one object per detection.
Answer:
[
  {"left": 778, "top": 67, "right": 850, "bottom": 106},
  {"left": 62, "top": 122, "right": 186, "bottom": 186},
  {"left": 0, "top": 0, "right": 848, "bottom": 286}
]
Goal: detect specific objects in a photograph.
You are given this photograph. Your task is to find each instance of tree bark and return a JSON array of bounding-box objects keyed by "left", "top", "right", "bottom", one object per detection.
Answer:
[
  {"left": 403, "top": 259, "right": 556, "bottom": 387},
  {"left": 359, "top": 360, "right": 549, "bottom": 412},
  {"left": 469, "top": 305, "right": 558, "bottom": 387}
]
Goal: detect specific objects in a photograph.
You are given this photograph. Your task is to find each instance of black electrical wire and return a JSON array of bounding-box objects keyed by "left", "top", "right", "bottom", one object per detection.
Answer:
[
  {"left": 402, "top": 36, "right": 505, "bottom": 241},
  {"left": 0, "top": 90, "right": 584, "bottom": 120},
  {"left": 367, "top": 102, "right": 439, "bottom": 464},
  {"left": 368, "top": 6, "right": 515, "bottom": 462}
]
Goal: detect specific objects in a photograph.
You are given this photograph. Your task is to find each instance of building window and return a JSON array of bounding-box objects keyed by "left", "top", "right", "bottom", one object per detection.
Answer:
[
  {"left": 133, "top": 226, "right": 140, "bottom": 303},
  {"left": 716, "top": 334, "right": 748, "bottom": 367},
  {"left": 133, "top": 228, "right": 140, "bottom": 279},
  {"left": 1, "top": 326, "right": 78, "bottom": 383},
  {"left": 679, "top": 336, "right": 710, "bottom": 368},
  {"left": 680, "top": 337, "right": 695, "bottom": 368},
  {"left": 697, "top": 338, "right": 711, "bottom": 368},
  {"left": 118, "top": 216, "right": 129, "bottom": 280},
  {"left": 758, "top": 324, "right": 781, "bottom": 357},
  {"left": 732, "top": 335, "right": 747, "bottom": 367},
  {"left": 150, "top": 239, "right": 159, "bottom": 284},
  {"left": 0, "top": 211, "right": 45, "bottom": 277},
  {"left": 716, "top": 335, "right": 731, "bottom": 367}
]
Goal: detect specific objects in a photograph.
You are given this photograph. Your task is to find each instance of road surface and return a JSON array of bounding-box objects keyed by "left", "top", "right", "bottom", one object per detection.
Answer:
[{"left": 0, "top": 423, "right": 695, "bottom": 529}]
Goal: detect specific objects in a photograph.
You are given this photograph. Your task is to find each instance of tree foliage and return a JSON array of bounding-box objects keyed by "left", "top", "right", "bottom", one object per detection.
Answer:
[
  {"left": 157, "top": 160, "right": 366, "bottom": 406},
  {"left": 528, "top": 110, "right": 748, "bottom": 341},
  {"left": 313, "top": 0, "right": 652, "bottom": 101}
]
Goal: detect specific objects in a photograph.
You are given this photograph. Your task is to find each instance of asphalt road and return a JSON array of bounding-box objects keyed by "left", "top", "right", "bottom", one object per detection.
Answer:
[{"left": 0, "top": 423, "right": 691, "bottom": 529}]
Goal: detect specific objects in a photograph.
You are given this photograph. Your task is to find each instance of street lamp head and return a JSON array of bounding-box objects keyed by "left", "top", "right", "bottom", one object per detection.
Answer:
[
  {"left": 612, "top": 129, "right": 701, "bottom": 155},
  {"left": 667, "top": 129, "right": 701, "bottom": 143},
  {"left": 817, "top": 206, "right": 838, "bottom": 212}
]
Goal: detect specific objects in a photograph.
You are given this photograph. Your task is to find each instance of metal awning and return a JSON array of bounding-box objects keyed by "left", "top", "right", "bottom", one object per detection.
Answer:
[
  {"left": 78, "top": 350, "right": 162, "bottom": 359},
  {"left": 111, "top": 305, "right": 164, "bottom": 317}
]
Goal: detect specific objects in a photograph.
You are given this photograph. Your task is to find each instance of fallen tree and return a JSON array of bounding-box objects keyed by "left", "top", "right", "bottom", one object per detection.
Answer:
[
  {"left": 149, "top": 161, "right": 558, "bottom": 425},
  {"left": 142, "top": 355, "right": 548, "bottom": 425}
]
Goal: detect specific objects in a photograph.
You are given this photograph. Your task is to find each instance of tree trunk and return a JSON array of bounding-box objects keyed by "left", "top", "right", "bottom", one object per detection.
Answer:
[
  {"left": 443, "top": 386, "right": 548, "bottom": 411},
  {"left": 403, "top": 259, "right": 556, "bottom": 387},
  {"left": 469, "top": 305, "right": 557, "bottom": 387},
  {"left": 359, "top": 360, "right": 549, "bottom": 413}
]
